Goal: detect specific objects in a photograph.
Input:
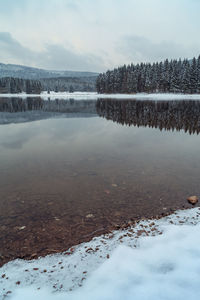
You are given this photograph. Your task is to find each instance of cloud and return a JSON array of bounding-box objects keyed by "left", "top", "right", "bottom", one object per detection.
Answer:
[
  {"left": 39, "top": 44, "right": 104, "bottom": 71},
  {"left": 118, "top": 35, "right": 196, "bottom": 64},
  {"left": 0, "top": 1, "right": 200, "bottom": 71},
  {"left": 0, "top": 32, "right": 104, "bottom": 71},
  {"left": 0, "top": 32, "right": 35, "bottom": 64}
]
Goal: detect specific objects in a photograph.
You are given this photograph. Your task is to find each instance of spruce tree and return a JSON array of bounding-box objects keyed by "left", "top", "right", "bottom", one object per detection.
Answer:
[{"left": 96, "top": 55, "right": 200, "bottom": 94}]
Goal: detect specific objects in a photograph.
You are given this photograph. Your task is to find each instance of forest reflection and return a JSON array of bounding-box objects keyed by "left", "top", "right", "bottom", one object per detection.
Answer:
[
  {"left": 0, "top": 97, "right": 96, "bottom": 113},
  {"left": 96, "top": 99, "right": 200, "bottom": 135}
]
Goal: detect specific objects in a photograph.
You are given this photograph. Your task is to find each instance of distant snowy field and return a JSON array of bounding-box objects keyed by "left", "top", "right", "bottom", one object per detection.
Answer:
[
  {"left": 1, "top": 91, "right": 200, "bottom": 100},
  {"left": 1, "top": 207, "right": 200, "bottom": 300}
]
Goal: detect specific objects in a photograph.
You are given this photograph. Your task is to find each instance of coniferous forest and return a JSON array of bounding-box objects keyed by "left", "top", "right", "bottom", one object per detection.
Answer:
[
  {"left": 96, "top": 56, "right": 200, "bottom": 94},
  {"left": 0, "top": 75, "right": 96, "bottom": 93},
  {"left": 0, "top": 77, "right": 42, "bottom": 94}
]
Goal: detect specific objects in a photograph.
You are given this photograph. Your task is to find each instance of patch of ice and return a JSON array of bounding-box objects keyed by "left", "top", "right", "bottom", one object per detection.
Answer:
[{"left": 1, "top": 207, "right": 200, "bottom": 299}]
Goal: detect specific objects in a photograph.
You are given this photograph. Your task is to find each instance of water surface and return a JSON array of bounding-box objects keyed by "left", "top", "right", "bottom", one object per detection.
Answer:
[{"left": 0, "top": 97, "right": 200, "bottom": 265}]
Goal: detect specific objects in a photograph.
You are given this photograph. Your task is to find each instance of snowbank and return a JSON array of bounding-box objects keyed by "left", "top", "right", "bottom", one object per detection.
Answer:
[
  {"left": 1, "top": 91, "right": 200, "bottom": 100},
  {"left": 1, "top": 207, "right": 200, "bottom": 299}
]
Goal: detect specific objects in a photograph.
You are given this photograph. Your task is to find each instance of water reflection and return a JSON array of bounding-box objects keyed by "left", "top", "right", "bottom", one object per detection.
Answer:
[
  {"left": 0, "top": 97, "right": 97, "bottom": 113},
  {"left": 97, "top": 99, "right": 200, "bottom": 134},
  {"left": 2, "top": 97, "right": 200, "bottom": 135},
  {"left": 0, "top": 97, "right": 43, "bottom": 112},
  {"left": 0, "top": 97, "right": 97, "bottom": 124}
]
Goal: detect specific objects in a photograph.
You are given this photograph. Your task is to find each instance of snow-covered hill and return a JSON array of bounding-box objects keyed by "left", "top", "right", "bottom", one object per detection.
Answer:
[{"left": 0, "top": 63, "right": 98, "bottom": 79}]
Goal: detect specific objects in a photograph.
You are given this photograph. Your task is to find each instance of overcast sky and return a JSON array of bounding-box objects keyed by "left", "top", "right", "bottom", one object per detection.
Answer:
[{"left": 0, "top": 0, "right": 199, "bottom": 72}]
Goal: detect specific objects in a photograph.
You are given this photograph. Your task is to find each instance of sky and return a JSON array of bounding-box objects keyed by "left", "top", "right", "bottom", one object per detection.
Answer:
[{"left": 0, "top": 0, "right": 200, "bottom": 72}]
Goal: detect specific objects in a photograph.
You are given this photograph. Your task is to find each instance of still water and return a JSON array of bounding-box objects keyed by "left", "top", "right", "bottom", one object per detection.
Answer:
[{"left": 0, "top": 97, "right": 200, "bottom": 264}]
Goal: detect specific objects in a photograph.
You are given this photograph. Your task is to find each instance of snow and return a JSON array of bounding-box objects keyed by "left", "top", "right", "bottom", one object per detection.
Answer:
[
  {"left": 1, "top": 91, "right": 200, "bottom": 100},
  {"left": 1, "top": 207, "right": 200, "bottom": 299}
]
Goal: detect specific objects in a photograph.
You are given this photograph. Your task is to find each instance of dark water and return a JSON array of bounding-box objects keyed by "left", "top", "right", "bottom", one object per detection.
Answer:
[{"left": 0, "top": 96, "right": 200, "bottom": 265}]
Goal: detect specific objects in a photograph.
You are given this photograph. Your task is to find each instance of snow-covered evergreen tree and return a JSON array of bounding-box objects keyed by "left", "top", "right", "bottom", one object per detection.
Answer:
[
  {"left": 96, "top": 56, "right": 200, "bottom": 94},
  {"left": 0, "top": 77, "right": 42, "bottom": 94}
]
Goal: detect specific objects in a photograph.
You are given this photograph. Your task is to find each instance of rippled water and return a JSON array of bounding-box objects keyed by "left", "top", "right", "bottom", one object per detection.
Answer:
[{"left": 0, "top": 96, "right": 200, "bottom": 265}]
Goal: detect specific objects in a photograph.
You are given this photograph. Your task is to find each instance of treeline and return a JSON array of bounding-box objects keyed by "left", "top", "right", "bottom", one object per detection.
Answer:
[
  {"left": 0, "top": 77, "right": 42, "bottom": 94},
  {"left": 96, "top": 99, "right": 200, "bottom": 134},
  {"left": 0, "top": 76, "right": 97, "bottom": 94},
  {"left": 96, "top": 56, "right": 200, "bottom": 94},
  {"left": 40, "top": 76, "right": 97, "bottom": 92}
]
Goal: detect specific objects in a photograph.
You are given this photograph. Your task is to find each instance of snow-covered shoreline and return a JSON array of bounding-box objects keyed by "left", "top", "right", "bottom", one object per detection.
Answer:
[
  {"left": 1, "top": 207, "right": 200, "bottom": 300},
  {"left": 1, "top": 91, "right": 200, "bottom": 101}
]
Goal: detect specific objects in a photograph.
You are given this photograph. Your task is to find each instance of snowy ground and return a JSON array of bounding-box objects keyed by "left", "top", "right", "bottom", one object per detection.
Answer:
[
  {"left": 1, "top": 207, "right": 200, "bottom": 300},
  {"left": 1, "top": 91, "right": 200, "bottom": 100}
]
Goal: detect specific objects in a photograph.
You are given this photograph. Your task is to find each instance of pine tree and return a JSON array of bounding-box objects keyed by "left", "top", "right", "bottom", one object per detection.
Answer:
[
  {"left": 96, "top": 56, "right": 200, "bottom": 94},
  {"left": 189, "top": 57, "right": 198, "bottom": 93},
  {"left": 196, "top": 56, "right": 200, "bottom": 93}
]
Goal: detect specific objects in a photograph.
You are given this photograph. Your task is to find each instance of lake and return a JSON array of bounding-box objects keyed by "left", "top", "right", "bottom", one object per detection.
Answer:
[{"left": 0, "top": 96, "right": 200, "bottom": 265}]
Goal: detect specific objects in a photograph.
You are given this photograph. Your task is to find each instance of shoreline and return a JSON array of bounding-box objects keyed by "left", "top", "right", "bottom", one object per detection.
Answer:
[
  {"left": 1, "top": 91, "right": 200, "bottom": 101},
  {"left": 0, "top": 203, "right": 196, "bottom": 268},
  {"left": 1, "top": 206, "right": 200, "bottom": 298}
]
